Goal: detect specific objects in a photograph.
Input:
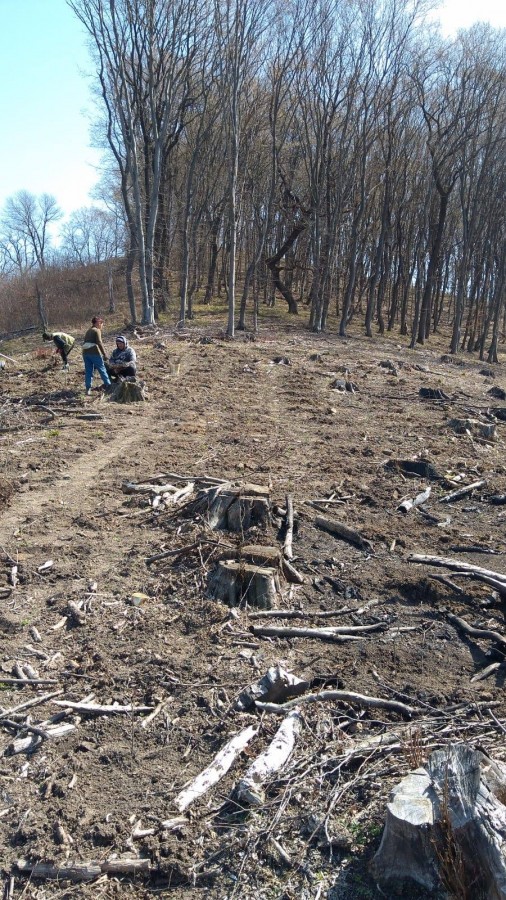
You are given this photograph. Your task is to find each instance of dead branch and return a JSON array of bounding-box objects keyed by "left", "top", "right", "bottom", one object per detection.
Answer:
[
  {"left": 438, "top": 480, "right": 486, "bottom": 503},
  {"left": 284, "top": 495, "right": 294, "bottom": 560},
  {"left": 250, "top": 623, "right": 384, "bottom": 642},
  {"left": 256, "top": 689, "right": 415, "bottom": 717},
  {"left": 447, "top": 613, "right": 506, "bottom": 652},
  {"left": 52, "top": 701, "right": 153, "bottom": 715},
  {"left": 409, "top": 554, "right": 506, "bottom": 594},
  {"left": 314, "top": 515, "right": 373, "bottom": 551}
]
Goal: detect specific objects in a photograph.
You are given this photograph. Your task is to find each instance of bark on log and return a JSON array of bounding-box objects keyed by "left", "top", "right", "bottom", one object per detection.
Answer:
[
  {"left": 236, "top": 710, "right": 301, "bottom": 805},
  {"left": 370, "top": 744, "right": 506, "bottom": 898},
  {"left": 15, "top": 860, "right": 102, "bottom": 882},
  {"left": 314, "top": 516, "right": 373, "bottom": 551},
  {"left": 174, "top": 724, "right": 258, "bottom": 812},
  {"left": 52, "top": 701, "right": 153, "bottom": 715},
  {"left": 208, "top": 561, "right": 280, "bottom": 609}
]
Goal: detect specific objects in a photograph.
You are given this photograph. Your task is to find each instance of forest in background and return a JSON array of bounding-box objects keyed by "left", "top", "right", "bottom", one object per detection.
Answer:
[{"left": 0, "top": 0, "right": 504, "bottom": 358}]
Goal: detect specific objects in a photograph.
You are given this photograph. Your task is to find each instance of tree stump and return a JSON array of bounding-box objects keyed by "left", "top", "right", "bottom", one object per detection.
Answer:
[
  {"left": 370, "top": 743, "right": 506, "bottom": 898},
  {"left": 108, "top": 379, "right": 146, "bottom": 403},
  {"left": 186, "top": 483, "right": 271, "bottom": 532},
  {"left": 208, "top": 560, "right": 280, "bottom": 608}
]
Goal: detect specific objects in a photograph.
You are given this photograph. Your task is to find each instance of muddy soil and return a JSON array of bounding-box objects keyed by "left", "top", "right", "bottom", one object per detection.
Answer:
[{"left": 0, "top": 320, "right": 505, "bottom": 900}]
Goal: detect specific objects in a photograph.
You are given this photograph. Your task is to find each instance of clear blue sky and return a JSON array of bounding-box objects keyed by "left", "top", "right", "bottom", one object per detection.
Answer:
[{"left": 0, "top": 0, "right": 504, "bottom": 224}]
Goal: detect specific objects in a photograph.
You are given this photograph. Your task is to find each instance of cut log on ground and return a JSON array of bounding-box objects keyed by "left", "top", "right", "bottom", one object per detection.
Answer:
[
  {"left": 314, "top": 515, "right": 373, "bottom": 551},
  {"left": 447, "top": 613, "right": 506, "bottom": 653},
  {"left": 236, "top": 709, "right": 301, "bottom": 805},
  {"left": 208, "top": 561, "right": 280, "bottom": 609},
  {"left": 283, "top": 494, "right": 294, "bottom": 560},
  {"left": 370, "top": 744, "right": 506, "bottom": 898},
  {"left": 174, "top": 724, "right": 258, "bottom": 812}
]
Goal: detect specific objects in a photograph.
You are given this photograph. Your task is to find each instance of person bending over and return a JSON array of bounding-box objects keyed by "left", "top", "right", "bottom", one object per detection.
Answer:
[
  {"left": 42, "top": 330, "right": 75, "bottom": 369},
  {"left": 106, "top": 335, "right": 137, "bottom": 381},
  {"left": 82, "top": 316, "right": 111, "bottom": 395}
]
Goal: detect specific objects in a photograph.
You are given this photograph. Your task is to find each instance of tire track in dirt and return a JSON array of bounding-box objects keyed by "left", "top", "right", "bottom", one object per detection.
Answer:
[{"left": 0, "top": 409, "right": 156, "bottom": 543}]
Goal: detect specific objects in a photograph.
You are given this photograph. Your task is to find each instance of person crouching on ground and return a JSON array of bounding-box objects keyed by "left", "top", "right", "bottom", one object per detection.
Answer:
[
  {"left": 42, "top": 330, "right": 75, "bottom": 369},
  {"left": 82, "top": 316, "right": 111, "bottom": 395},
  {"left": 106, "top": 335, "right": 137, "bottom": 381}
]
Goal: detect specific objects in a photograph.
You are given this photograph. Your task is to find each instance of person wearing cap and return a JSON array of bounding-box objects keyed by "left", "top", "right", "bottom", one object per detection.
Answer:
[
  {"left": 82, "top": 316, "right": 111, "bottom": 395},
  {"left": 42, "top": 330, "right": 75, "bottom": 369},
  {"left": 106, "top": 335, "right": 137, "bottom": 381}
]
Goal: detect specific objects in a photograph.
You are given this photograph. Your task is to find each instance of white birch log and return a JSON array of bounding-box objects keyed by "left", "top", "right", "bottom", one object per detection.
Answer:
[
  {"left": 236, "top": 710, "right": 301, "bottom": 805},
  {"left": 174, "top": 724, "right": 258, "bottom": 812},
  {"left": 409, "top": 554, "right": 506, "bottom": 589}
]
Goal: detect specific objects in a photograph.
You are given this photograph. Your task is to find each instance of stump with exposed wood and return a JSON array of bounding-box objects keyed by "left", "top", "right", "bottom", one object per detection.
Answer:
[
  {"left": 208, "top": 560, "right": 280, "bottom": 608},
  {"left": 370, "top": 743, "right": 506, "bottom": 898},
  {"left": 187, "top": 482, "right": 271, "bottom": 532},
  {"left": 107, "top": 379, "right": 146, "bottom": 403}
]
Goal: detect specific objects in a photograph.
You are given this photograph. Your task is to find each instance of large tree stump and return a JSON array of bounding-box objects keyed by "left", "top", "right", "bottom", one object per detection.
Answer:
[
  {"left": 186, "top": 483, "right": 271, "bottom": 531},
  {"left": 107, "top": 379, "right": 146, "bottom": 403},
  {"left": 370, "top": 744, "right": 506, "bottom": 898},
  {"left": 208, "top": 560, "right": 280, "bottom": 608}
]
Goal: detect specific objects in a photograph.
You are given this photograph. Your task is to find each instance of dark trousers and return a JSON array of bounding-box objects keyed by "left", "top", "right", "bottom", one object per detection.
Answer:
[
  {"left": 53, "top": 337, "right": 72, "bottom": 365},
  {"left": 106, "top": 363, "right": 136, "bottom": 381}
]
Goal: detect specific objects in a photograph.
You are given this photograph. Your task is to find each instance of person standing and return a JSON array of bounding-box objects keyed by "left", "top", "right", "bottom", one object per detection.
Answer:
[
  {"left": 82, "top": 316, "right": 111, "bottom": 395},
  {"left": 42, "top": 330, "right": 75, "bottom": 369}
]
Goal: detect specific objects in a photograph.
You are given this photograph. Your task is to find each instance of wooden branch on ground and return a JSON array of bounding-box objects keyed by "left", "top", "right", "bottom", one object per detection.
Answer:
[
  {"left": 256, "top": 689, "right": 415, "bottom": 718},
  {"left": 237, "top": 710, "right": 301, "bottom": 805},
  {"left": 409, "top": 554, "right": 506, "bottom": 595},
  {"left": 314, "top": 515, "right": 373, "bottom": 551},
  {"left": 284, "top": 495, "right": 294, "bottom": 560},
  {"left": 470, "top": 662, "right": 503, "bottom": 683},
  {"left": 0, "top": 690, "right": 63, "bottom": 721},
  {"left": 0, "top": 677, "right": 58, "bottom": 686},
  {"left": 250, "top": 623, "right": 384, "bottom": 642},
  {"left": 447, "top": 613, "right": 506, "bottom": 652},
  {"left": 280, "top": 557, "right": 305, "bottom": 584},
  {"left": 52, "top": 701, "right": 153, "bottom": 715},
  {"left": 174, "top": 724, "right": 258, "bottom": 812},
  {"left": 145, "top": 538, "right": 224, "bottom": 564},
  {"left": 438, "top": 480, "right": 486, "bottom": 503},
  {"left": 15, "top": 858, "right": 151, "bottom": 882}
]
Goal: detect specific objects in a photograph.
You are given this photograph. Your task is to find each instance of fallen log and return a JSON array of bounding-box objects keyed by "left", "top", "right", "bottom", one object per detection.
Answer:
[
  {"left": 370, "top": 744, "right": 506, "bottom": 897},
  {"left": 255, "top": 689, "right": 414, "bottom": 717},
  {"left": 236, "top": 710, "right": 301, "bottom": 805},
  {"left": 250, "top": 623, "right": 383, "bottom": 642},
  {"left": 15, "top": 857, "right": 151, "bottom": 882},
  {"left": 314, "top": 515, "right": 373, "bottom": 551},
  {"left": 174, "top": 724, "right": 258, "bottom": 812}
]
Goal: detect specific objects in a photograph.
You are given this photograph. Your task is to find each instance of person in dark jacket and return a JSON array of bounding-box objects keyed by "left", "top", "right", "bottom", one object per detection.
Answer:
[
  {"left": 42, "top": 330, "right": 75, "bottom": 369},
  {"left": 106, "top": 335, "right": 137, "bottom": 381},
  {"left": 82, "top": 316, "right": 111, "bottom": 395}
]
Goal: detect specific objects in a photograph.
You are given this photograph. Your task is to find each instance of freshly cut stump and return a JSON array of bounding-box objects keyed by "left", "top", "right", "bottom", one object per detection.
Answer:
[
  {"left": 370, "top": 743, "right": 506, "bottom": 898},
  {"left": 208, "top": 560, "right": 280, "bottom": 608}
]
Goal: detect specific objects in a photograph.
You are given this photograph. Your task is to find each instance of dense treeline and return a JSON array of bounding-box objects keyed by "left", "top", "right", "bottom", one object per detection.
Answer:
[{"left": 2, "top": 0, "right": 505, "bottom": 358}]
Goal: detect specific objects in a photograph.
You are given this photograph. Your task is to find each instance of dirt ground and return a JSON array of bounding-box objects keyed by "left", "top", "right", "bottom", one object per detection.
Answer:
[{"left": 0, "top": 318, "right": 505, "bottom": 900}]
